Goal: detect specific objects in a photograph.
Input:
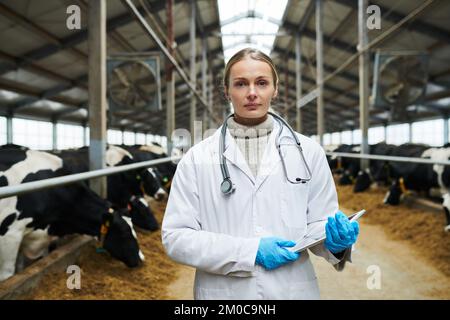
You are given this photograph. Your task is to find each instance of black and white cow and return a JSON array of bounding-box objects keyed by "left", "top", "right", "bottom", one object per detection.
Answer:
[
  {"left": 0, "top": 149, "right": 144, "bottom": 281},
  {"left": 327, "top": 144, "right": 362, "bottom": 185},
  {"left": 123, "top": 143, "right": 177, "bottom": 192},
  {"left": 382, "top": 143, "right": 450, "bottom": 232},
  {"left": 327, "top": 142, "right": 398, "bottom": 192},
  {"left": 54, "top": 145, "right": 164, "bottom": 231},
  {"left": 353, "top": 142, "right": 398, "bottom": 193}
]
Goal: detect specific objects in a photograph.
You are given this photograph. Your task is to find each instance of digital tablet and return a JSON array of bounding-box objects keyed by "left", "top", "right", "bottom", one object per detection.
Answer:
[{"left": 287, "top": 209, "right": 366, "bottom": 253}]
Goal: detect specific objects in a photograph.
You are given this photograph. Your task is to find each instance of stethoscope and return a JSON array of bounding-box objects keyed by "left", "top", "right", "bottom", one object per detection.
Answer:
[{"left": 220, "top": 111, "right": 313, "bottom": 195}]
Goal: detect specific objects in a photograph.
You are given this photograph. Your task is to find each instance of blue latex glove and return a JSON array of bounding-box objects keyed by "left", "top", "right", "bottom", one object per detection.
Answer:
[
  {"left": 255, "top": 237, "right": 300, "bottom": 270},
  {"left": 324, "top": 210, "right": 360, "bottom": 254}
]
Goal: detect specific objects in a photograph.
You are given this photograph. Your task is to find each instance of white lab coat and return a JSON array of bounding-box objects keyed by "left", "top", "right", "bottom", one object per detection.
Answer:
[{"left": 162, "top": 120, "right": 347, "bottom": 300}]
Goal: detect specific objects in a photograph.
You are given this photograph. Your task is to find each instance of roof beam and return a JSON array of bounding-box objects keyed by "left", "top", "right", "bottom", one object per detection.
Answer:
[
  {"left": 0, "top": 49, "right": 87, "bottom": 88},
  {"left": 334, "top": 0, "right": 450, "bottom": 43},
  {"left": 283, "top": 20, "right": 356, "bottom": 55},
  {"left": 0, "top": 77, "right": 81, "bottom": 108},
  {"left": 272, "top": 45, "right": 358, "bottom": 82},
  {"left": 5, "top": 36, "right": 222, "bottom": 112},
  {"left": 0, "top": 1, "right": 173, "bottom": 75},
  {"left": 220, "top": 10, "right": 281, "bottom": 27},
  {"left": 276, "top": 64, "right": 359, "bottom": 101},
  {"left": 0, "top": 2, "right": 86, "bottom": 61},
  {"left": 12, "top": 75, "right": 88, "bottom": 111}
]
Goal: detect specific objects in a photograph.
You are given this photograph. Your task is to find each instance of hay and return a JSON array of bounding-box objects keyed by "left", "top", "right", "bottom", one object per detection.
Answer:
[
  {"left": 337, "top": 183, "right": 450, "bottom": 277},
  {"left": 25, "top": 200, "right": 178, "bottom": 300}
]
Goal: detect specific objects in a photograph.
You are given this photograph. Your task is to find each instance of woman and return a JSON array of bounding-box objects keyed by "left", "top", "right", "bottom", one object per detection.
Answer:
[{"left": 162, "top": 48, "right": 359, "bottom": 300}]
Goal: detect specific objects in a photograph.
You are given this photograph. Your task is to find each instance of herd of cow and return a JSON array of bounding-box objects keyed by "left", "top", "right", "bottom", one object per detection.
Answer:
[
  {"left": 326, "top": 142, "right": 450, "bottom": 233},
  {"left": 0, "top": 143, "right": 176, "bottom": 281}
]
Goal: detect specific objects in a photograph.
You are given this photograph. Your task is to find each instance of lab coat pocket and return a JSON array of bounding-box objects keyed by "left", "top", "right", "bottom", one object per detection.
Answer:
[
  {"left": 280, "top": 183, "right": 309, "bottom": 229},
  {"left": 289, "top": 277, "right": 320, "bottom": 300}
]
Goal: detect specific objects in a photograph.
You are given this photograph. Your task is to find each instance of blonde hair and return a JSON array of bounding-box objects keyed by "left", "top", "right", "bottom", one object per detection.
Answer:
[{"left": 223, "top": 48, "right": 279, "bottom": 91}]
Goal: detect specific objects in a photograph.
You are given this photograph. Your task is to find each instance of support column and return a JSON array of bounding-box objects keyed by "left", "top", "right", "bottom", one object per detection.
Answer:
[
  {"left": 284, "top": 55, "right": 289, "bottom": 121},
  {"left": 83, "top": 122, "right": 87, "bottom": 146},
  {"left": 444, "top": 116, "right": 449, "bottom": 145},
  {"left": 6, "top": 111, "right": 13, "bottom": 144},
  {"left": 52, "top": 119, "right": 57, "bottom": 150},
  {"left": 408, "top": 122, "right": 413, "bottom": 142},
  {"left": 189, "top": 0, "right": 196, "bottom": 146},
  {"left": 358, "top": 0, "right": 370, "bottom": 170},
  {"left": 208, "top": 69, "right": 214, "bottom": 129},
  {"left": 295, "top": 33, "right": 303, "bottom": 133},
  {"left": 166, "top": 0, "right": 175, "bottom": 155},
  {"left": 202, "top": 37, "right": 208, "bottom": 134},
  {"left": 316, "top": 0, "right": 324, "bottom": 145},
  {"left": 88, "top": 0, "right": 107, "bottom": 197}
]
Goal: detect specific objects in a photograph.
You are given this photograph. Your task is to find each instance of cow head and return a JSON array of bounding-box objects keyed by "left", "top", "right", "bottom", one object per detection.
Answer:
[
  {"left": 338, "top": 170, "right": 354, "bottom": 185},
  {"left": 139, "top": 167, "right": 167, "bottom": 201},
  {"left": 126, "top": 196, "right": 159, "bottom": 231},
  {"left": 384, "top": 180, "right": 402, "bottom": 205},
  {"left": 101, "top": 209, "right": 145, "bottom": 267},
  {"left": 354, "top": 169, "right": 372, "bottom": 193},
  {"left": 440, "top": 160, "right": 450, "bottom": 189},
  {"left": 49, "top": 183, "right": 145, "bottom": 268},
  {"left": 373, "top": 162, "right": 392, "bottom": 186}
]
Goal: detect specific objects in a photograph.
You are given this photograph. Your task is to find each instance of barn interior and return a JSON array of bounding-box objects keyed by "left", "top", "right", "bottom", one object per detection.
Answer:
[{"left": 0, "top": 0, "right": 449, "bottom": 301}]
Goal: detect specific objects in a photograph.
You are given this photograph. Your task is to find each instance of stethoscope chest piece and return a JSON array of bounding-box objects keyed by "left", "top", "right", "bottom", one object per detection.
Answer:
[{"left": 221, "top": 178, "right": 235, "bottom": 194}]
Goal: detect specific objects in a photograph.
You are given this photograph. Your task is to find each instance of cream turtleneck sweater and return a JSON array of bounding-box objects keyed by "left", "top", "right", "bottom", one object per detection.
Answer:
[{"left": 226, "top": 115, "right": 274, "bottom": 178}]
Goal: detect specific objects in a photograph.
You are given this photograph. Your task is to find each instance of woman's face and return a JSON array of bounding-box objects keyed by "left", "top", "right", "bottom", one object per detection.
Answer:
[{"left": 226, "top": 57, "right": 278, "bottom": 121}]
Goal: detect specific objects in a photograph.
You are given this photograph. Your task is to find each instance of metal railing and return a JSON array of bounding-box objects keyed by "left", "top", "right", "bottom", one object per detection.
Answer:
[
  {"left": 326, "top": 152, "right": 450, "bottom": 166},
  {"left": 0, "top": 156, "right": 181, "bottom": 200}
]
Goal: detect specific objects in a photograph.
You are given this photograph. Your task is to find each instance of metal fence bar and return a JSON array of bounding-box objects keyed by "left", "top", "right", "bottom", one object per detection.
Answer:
[
  {"left": 0, "top": 156, "right": 181, "bottom": 199},
  {"left": 327, "top": 152, "right": 450, "bottom": 166}
]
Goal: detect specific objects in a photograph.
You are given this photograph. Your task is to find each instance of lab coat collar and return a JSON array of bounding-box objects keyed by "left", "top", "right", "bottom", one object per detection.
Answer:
[
  {"left": 221, "top": 128, "right": 255, "bottom": 184},
  {"left": 217, "top": 118, "right": 292, "bottom": 190},
  {"left": 254, "top": 119, "right": 287, "bottom": 191}
]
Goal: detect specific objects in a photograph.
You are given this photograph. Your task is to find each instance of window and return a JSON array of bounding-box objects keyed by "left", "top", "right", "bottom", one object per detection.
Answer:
[
  {"left": 352, "top": 129, "right": 362, "bottom": 145},
  {"left": 218, "top": 0, "right": 288, "bottom": 63},
  {"left": 369, "top": 126, "right": 385, "bottom": 144},
  {"left": 85, "top": 127, "right": 89, "bottom": 146},
  {"left": 341, "top": 130, "right": 352, "bottom": 144},
  {"left": 107, "top": 129, "right": 123, "bottom": 145},
  {"left": 160, "top": 136, "right": 168, "bottom": 152},
  {"left": 146, "top": 134, "right": 155, "bottom": 144},
  {"left": 331, "top": 132, "right": 340, "bottom": 145},
  {"left": 123, "top": 131, "right": 135, "bottom": 145},
  {"left": 0, "top": 117, "right": 6, "bottom": 145},
  {"left": 323, "top": 133, "right": 331, "bottom": 146},
  {"left": 57, "top": 123, "right": 84, "bottom": 150},
  {"left": 386, "top": 123, "right": 409, "bottom": 145},
  {"left": 412, "top": 119, "right": 443, "bottom": 146},
  {"left": 13, "top": 118, "right": 53, "bottom": 150},
  {"left": 136, "top": 133, "right": 146, "bottom": 145}
]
